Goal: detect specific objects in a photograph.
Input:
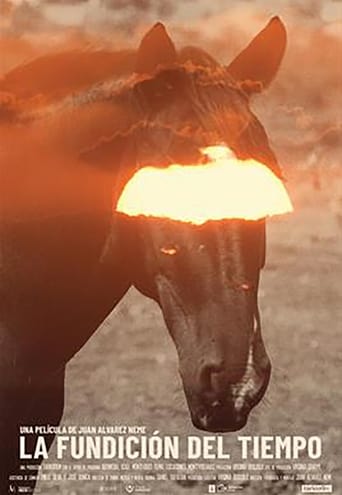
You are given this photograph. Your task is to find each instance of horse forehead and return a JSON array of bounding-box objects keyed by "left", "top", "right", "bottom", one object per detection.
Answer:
[
  {"left": 147, "top": 220, "right": 244, "bottom": 248},
  {"left": 151, "top": 224, "right": 252, "bottom": 281},
  {"left": 127, "top": 65, "right": 248, "bottom": 113}
]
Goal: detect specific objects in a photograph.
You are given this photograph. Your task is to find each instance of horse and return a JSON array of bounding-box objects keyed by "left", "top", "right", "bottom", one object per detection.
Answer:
[{"left": 0, "top": 17, "right": 287, "bottom": 492}]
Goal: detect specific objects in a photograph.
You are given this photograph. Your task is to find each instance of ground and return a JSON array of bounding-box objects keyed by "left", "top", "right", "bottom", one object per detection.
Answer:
[{"left": 35, "top": 169, "right": 342, "bottom": 495}]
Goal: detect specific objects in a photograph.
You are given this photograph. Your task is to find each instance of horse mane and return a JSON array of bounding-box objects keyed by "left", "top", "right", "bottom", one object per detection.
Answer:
[
  {"left": 0, "top": 43, "right": 218, "bottom": 113},
  {"left": 0, "top": 48, "right": 282, "bottom": 178},
  {"left": 0, "top": 49, "right": 137, "bottom": 102},
  {"left": 125, "top": 65, "right": 282, "bottom": 177},
  {"left": 179, "top": 46, "right": 221, "bottom": 68}
]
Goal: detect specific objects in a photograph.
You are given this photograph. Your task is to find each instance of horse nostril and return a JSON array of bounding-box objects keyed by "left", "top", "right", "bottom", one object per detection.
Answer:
[
  {"left": 199, "top": 359, "right": 249, "bottom": 396},
  {"left": 199, "top": 362, "right": 224, "bottom": 396}
]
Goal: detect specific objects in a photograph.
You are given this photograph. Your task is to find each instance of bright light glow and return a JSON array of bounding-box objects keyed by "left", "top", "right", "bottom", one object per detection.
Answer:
[{"left": 116, "top": 146, "right": 293, "bottom": 224}]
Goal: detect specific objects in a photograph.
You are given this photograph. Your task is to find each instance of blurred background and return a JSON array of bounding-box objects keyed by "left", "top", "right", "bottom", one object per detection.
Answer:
[{"left": 1, "top": 1, "right": 341, "bottom": 493}]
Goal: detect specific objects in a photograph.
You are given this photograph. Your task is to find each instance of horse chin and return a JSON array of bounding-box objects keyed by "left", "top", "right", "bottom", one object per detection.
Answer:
[{"left": 191, "top": 407, "right": 249, "bottom": 433}]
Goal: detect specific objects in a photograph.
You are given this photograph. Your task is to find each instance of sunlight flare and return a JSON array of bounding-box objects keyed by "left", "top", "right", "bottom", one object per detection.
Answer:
[{"left": 116, "top": 146, "right": 293, "bottom": 224}]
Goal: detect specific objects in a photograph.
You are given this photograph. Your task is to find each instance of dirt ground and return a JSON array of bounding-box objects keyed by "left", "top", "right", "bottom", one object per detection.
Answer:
[{"left": 34, "top": 169, "right": 342, "bottom": 495}]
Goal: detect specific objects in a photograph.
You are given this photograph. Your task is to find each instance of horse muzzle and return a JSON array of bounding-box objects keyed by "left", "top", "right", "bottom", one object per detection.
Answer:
[{"left": 183, "top": 347, "right": 271, "bottom": 433}]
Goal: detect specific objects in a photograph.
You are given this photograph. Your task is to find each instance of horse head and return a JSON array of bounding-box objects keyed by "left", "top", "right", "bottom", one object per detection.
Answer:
[{"left": 84, "top": 18, "right": 288, "bottom": 432}]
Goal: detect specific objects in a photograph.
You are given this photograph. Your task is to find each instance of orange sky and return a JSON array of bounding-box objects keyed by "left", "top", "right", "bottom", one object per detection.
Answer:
[{"left": 1, "top": 0, "right": 340, "bottom": 173}]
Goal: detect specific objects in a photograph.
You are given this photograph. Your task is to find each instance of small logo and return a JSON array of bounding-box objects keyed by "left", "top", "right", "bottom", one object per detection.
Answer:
[
  {"left": 125, "top": 485, "right": 135, "bottom": 494},
  {"left": 217, "top": 484, "right": 227, "bottom": 493},
  {"left": 301, "top": 485, "right": 333, "bottom": 493},
  {"left": 208, "top": 485, "right": 216, "bottom": 494}
]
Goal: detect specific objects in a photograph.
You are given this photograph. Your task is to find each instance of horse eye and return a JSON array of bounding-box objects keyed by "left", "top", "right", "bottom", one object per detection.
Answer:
[
  {"left": 160, "top": 246, "right": 178, "bottom": 256},
  {"left": 240, "top": 282, "right": 253, "bottom": 291}
]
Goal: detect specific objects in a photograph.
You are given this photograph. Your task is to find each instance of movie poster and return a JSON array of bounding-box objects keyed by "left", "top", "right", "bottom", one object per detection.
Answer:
[{"left": 0, "top": 1, "right": 341, "bottom": 494}]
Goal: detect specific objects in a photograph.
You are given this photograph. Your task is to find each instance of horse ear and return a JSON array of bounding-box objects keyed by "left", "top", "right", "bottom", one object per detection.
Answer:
[
  {"left": 227, "top": 16, "right": 287, "bottom": 93},
  {"left": 135, "top": 22, "right": 177, "bottom": 74}
]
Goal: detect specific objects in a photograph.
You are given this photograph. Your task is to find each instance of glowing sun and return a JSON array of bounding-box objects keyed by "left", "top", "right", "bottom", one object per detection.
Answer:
[{"left": 116, "top": 146, "right": 293, "bottom": 224}]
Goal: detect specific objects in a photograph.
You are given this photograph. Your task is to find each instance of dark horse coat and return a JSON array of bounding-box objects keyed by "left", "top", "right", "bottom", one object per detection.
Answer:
[{"left": 0, "top": 18, "right": 286, "bottom": 492}]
